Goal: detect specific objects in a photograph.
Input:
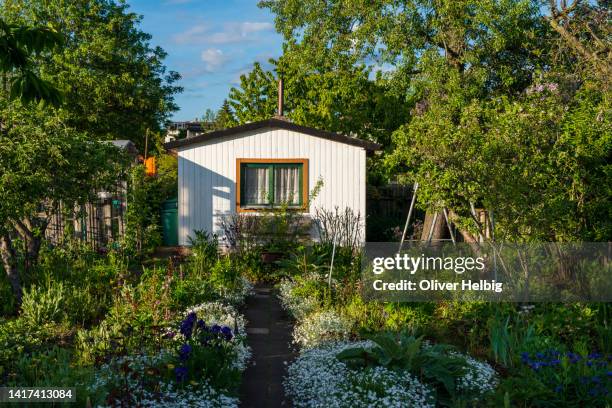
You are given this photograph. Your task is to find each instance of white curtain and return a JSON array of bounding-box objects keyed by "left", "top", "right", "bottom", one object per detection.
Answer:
[
  {"left": 244, "top": 167, "right": 269, "bottom": 205},
  {"left": 274, "top": 167, "right": 300, "bottom": 204}
]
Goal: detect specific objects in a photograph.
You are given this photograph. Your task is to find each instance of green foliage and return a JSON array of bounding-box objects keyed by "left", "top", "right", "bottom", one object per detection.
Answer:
[
  {"left": 20, "top": 282, "right": 65, "bottom": 325},
  {"left": 0, "top": 274, "right": 15, "bottom": 315},
  {"left": 1, "top": 0, "right": 181, "bottom": 150},
  {"left": 188, "top": 230, "right": 219, "bottom": 268},
  {"left": 498, "top": 349, "right": 611, "bottom": 407},
  {"left": 257, "top": 0, "right": 611, "bottom": 242},
  {"left": 337, "top": 332, "right": 467, "bottom": 403},
  {"left": 0, "top": 317, "right": 69, "bottom": 378},
  {"left": 6, "top": 346, "right": 99, "bottom": 406},
  {"left": 0, "top": 104, "right": 128, "bottom": 232},
  {"left": 0, "top": 17, "right": 63, "bottom": 105},
  {"left": 229, "top": 55, "right": 406, "bottom": 149},
  {"left": 123, "top": 165, "right": 162, "bottom": 257},
  {"left": 122, "top": 154, "right": 177, "bottom": 257},
  {"left": 209, "top": 257, "right": 239, "bottom": 291}
]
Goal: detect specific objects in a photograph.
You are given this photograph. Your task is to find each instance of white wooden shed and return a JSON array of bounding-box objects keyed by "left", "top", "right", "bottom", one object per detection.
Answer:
[{"left": 165, "top": 118, "right": 380, "bottom": 246}]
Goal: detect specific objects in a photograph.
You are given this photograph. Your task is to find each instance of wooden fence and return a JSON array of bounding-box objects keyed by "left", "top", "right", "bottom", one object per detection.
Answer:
[{"left": 45, "top": 186, "right": 127, "bottom": 251}]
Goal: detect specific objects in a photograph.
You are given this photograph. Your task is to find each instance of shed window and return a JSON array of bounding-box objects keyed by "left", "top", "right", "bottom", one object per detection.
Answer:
[{"left": 238, "top": 160, "right": 307, "bottom": 210}]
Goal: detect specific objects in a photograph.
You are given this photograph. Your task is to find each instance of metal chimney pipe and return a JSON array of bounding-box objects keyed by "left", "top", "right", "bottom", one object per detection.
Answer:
[{"left": 277, "top": 78, "right": 284, "bottom": 117}]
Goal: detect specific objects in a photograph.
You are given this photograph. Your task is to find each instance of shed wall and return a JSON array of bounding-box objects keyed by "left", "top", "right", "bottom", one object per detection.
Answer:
[{"left": 177, "top": 127, "right": 366, "bottom": 245}]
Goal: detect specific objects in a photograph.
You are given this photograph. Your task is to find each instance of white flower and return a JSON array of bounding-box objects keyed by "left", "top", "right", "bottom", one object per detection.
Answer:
[
  {"left": 293, "top": 310, "right": 353, "bottom": 349},
  {"left": 453, "top": 352, "right": 498, "bottom": 396},
  {"left": 285, "top": 341, "right": 435, "bottom": 408}
]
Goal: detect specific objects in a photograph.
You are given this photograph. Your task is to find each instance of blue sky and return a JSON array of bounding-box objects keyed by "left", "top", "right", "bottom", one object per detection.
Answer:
[{"left": 127, "top": 0, "right": 283, "bottom": 121}]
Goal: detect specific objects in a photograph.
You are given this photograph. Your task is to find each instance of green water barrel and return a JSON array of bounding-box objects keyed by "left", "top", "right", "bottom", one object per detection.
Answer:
[{"left": 161, "top": 198, "right": 178, "bottom": 246}]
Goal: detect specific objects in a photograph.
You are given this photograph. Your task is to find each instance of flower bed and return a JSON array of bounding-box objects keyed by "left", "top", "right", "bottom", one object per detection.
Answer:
[
  {"left": 286, "top": 341, "right": 435, "bottom": 408},
  {"left": 88, "top": 302, "right": 250, "bottom": 407},
  {"left": 279, "top": 273, "right": 499, "bottom": 406},
  {"left": 292, "top": 310, "right": 353, "bottom": 349}
]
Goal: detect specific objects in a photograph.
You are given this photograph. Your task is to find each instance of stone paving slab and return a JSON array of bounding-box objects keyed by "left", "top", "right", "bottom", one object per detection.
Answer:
[{"left": 240, "top": 285, "right": 295, "bottom": 408}]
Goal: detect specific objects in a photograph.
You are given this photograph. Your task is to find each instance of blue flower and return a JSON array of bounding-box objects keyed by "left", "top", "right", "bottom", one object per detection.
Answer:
[
  {"left": 180, "top": 313, "right": 198, "bottom": 338},
  {"left": 179, "top": 343, "right": 192, "bottom": 361},
  {"left": 211, "top": 324, "right": 221, "bottom": 334},
  {"left": 536, "top": 352, "right": 545, "bottom": 359},
  {"left": 554, "top": 384, "right": 563, "bottom": 393},
  {"left": 591, "top": 376, "right": 601, "bottom": 384},
  {"left": 174, "top": 366, "right": 188, "bottom": 382},
  {"left": 520, "top": 352, "right": 530, "bottom": 362},
  {"left": 529, "top": 362, "right": 543, "bottom": 371},
  {"left": 607, "top": 371, "right": 612, "bottom": 377},
  {"left": 221, "top": 326, "right": 233, "bottom": 340},
  {"left": 197, "top": 319, "right": 206, "bottom": 329},
  {"left": 588, "top": 352, "right": 602, "bottom": 360}
]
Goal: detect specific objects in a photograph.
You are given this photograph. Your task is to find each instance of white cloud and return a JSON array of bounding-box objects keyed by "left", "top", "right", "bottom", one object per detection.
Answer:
[
  {"left": 173, "top": 25, "right": 208, "bottom": 45},
  {"left": 200, "top": 48, "right": 229, "bottom": 72},
  {"left": 209, "top": 22, "right": 273, "bottom": 44},
  {"left": 240, "top": 22, "right": 274, "bottom": 35},
  {"left": 173, "top": 21, "right": 274, "bottom": 45}
]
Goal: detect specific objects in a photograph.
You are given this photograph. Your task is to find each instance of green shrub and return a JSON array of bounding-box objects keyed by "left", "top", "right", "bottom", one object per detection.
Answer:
[
  {"left": 188, "top": 230, "right": 219, "bottom": 269},
  {"left": 171, "top": 274, "right": 216, "bottom": 310},
  {"left": 209, "top": 257, "right": 238, "bottom": 289},
  {"left": 498, "top": 349, "right": 611, "bottom": 407},
  {"left": 0, "top": 318, "right": 68, "bottom": 378},
  {"left": 7, "top": 346, "right": 100, "bottom": 406},
  {"left": 21, "top": 283, "right": 66, "bottom": 325},
  {"left": 75, "top": 320, "right": 124, "bottom": 365}
]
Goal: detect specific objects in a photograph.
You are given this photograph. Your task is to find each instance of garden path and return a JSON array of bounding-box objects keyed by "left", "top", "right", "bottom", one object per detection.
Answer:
[{"left": 240, "top": 285, "right": 295, "bottom": 407}]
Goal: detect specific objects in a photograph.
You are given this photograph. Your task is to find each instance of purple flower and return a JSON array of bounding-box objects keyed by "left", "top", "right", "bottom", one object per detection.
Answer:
[
  {"left": 179, "top": 343, "right": 192, "bottom": 361},
  {"left": 221, "top": 326, "right": 233, "bottom": 340},
  {"left": 180, "top": 312, "right": 198, "bottom": 338},
  {"left": 211, "top": 324, "right": 221, "bottom": 334},
  {"left": 174, "top": 366, "right": 188, "bottom": 382},
  {"left": 197, "top": 319, "right": 206, "bottom": 329}
]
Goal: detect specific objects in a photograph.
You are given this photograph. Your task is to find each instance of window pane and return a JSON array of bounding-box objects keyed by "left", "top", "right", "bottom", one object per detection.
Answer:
[
  {"left": 274, "top": 166, "right": 300, "bottom": 205},
  {"left": 244, "top": 167, "right": 269, "bottom": 205}
]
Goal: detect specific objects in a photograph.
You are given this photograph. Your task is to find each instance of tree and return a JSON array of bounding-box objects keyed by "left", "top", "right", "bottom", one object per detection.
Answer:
[
  {"left": 545, "top": 0, "right": 611, "bottom": 86},
  {"left": 215, "top": 99, "right": 237, "bottom": 129},
  {"left": 0, "top": 17, "right": 63, "bottom": 105},
  {"left": 260, "top": 0, "right": 610, "bottom": 241},
  {"left": 0, "top": 101, "right": 127, "bottom": 303},
  {"left": 0, "top": 0, "right": 182, "bottom": 302},
  {"left": 229, "top": 51, "right": 408, "bottom": 148},
  {"left": 1, "top": 0, "right": 182, "bottom": 150}
]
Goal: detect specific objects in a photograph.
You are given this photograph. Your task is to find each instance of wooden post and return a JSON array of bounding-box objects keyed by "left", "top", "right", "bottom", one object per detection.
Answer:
[{"left": 398, "top": 182, "right": 419, "bottom": 253}]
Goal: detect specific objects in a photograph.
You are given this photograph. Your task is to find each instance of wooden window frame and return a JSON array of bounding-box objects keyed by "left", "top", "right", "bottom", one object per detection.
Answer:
[{"left": 236, "top": 158, "right": 309, "bottom": 212}]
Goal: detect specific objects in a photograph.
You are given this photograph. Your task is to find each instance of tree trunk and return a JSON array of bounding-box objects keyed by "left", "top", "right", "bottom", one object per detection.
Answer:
[
  {"left": 0, "top": 234, "right": 22, "bottom": 305},
  {"left": 13, "top": 217, "right": 47, "bottom": 270},
  {"left": 420, "top": 210, "right": 446, "bottom": 242}
]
